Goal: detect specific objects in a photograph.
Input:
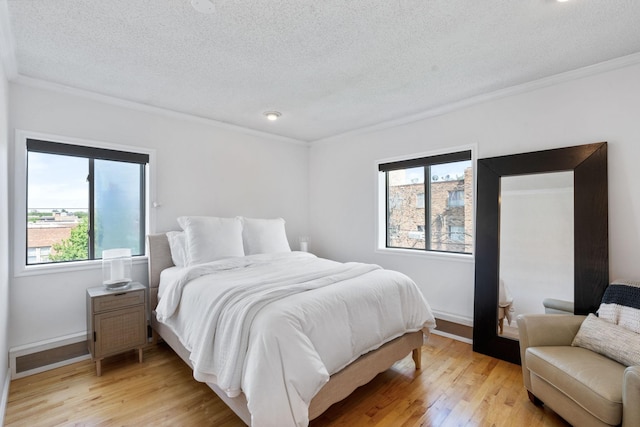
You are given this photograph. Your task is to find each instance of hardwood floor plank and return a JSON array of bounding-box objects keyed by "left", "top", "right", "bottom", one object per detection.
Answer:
[{"left": 6, "top": 335, "right": 571, "bottom": 426}]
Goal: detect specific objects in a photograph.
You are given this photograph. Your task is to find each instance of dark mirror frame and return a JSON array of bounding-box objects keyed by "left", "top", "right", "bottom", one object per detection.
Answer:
[{"left": 473, "top": 142, "right": 609, "bottom": 364}]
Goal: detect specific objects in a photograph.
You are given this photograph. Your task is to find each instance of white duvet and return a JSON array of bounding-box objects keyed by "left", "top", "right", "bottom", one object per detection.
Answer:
[{"left": 156, "top": 252, "right": 435, "bottom": 427}]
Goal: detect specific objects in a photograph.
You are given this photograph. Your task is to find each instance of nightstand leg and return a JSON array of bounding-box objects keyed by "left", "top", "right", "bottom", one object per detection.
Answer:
[
  {"left": 96, "top": 359, "right": 102, "bottom": 377},
  {"left": 138, "top": 348, "right": 143, "bottom": 363}
]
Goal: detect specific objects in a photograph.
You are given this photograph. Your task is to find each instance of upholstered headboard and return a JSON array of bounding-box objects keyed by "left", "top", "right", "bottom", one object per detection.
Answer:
[{"left": 147, "top": 233, "right": 175, "bottom": 308}]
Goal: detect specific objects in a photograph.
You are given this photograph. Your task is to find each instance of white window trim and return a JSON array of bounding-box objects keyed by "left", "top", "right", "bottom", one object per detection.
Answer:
[
  {"left": 374, "top": 143, "right": 477, "bottom": 261},
  {"left": 12, "top": 129, "right": 156, "bottom": 277}
]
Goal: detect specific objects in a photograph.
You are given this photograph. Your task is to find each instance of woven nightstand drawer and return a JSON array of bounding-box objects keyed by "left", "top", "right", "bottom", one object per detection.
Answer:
[{"left": 93, "top": 289, "right": 145, "bottom": 313}]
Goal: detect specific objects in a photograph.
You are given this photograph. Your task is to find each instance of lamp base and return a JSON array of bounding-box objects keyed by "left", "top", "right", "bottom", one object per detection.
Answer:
[{"left": 103, "top": 280, "right": 132, "bottom": 291}]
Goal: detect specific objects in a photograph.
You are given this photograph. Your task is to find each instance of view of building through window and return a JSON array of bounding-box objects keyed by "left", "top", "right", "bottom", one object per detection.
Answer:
[
  {"left": 27, "top": 152, "right": 89, "bottom": 264},
  {"left": 385, "top": 159, "right": 473, "bottom": 254},
  {"left": 26, "top": 140, "right": 147, "bottom": 265}
]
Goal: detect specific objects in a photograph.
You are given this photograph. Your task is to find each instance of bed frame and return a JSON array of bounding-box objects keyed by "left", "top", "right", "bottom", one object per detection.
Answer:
[{"left": 147, "top": 233, "right": 426, "bottom": 425}]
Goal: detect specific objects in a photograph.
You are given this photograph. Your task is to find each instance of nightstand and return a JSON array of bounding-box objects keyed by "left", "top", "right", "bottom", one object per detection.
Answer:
[{"left": 86, "top": 282, "right": 147, "bottom": 376}]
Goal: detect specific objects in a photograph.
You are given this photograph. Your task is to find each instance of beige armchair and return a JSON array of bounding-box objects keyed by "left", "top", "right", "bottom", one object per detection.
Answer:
[{"left": 517, "top": 314, "right": 640, "bottom": 427}]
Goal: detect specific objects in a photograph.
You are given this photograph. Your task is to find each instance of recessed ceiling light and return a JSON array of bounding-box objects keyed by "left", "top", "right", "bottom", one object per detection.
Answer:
[
  {"left": 191, "top": 0, "right": 215, "bottom": 14},
  {"left": 264, "top": 111, "right": 281, "bottom": 121}
]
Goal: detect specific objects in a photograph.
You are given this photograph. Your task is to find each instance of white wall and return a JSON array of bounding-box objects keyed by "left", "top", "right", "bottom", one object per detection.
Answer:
[
  {"left": 8, "top": 82, "right": 310, "bottom": 348},
  {"left": 309, "top": 62, "right": 640, "bottom": 324},
  {"left": 0, "top": 45, "right": 10, "bottom": 414},
  {"left": 7, "top": 60, "right": 640, "bottom": 350}
]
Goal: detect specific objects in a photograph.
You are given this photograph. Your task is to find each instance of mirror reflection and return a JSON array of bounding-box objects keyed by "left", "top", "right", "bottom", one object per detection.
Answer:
[{"left": 497, "top": 171, "right": 575, "bottom": 340}]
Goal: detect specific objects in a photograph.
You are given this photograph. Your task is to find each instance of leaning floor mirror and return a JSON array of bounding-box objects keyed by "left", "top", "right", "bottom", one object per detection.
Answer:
[{"left": 473, "top": 142, "right": 609, "bottom": 364}]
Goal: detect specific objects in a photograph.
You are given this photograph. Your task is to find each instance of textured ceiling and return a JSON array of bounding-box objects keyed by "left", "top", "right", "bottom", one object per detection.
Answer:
[{"left": 3, "top": 0, "right": 640, "bottom": 142}]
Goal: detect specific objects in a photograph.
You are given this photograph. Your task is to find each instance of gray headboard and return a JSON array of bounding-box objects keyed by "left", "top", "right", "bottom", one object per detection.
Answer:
[{"left": 147, "top": 233, "right": 175, "bottom": 308}]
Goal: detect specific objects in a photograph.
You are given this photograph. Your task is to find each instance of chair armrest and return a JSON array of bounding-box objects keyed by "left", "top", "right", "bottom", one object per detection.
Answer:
[
  {"left": 517, "top": 314, "right": 586, "bottom": 348},
  {"left": 542, "top": 298, "right": 575, "bottom": 314},
  {"left": 623, "top": 366, "right": 640, "bottom": 427},
  {"left": 516, "top": 314, "right": 586, "bottom": 391}
]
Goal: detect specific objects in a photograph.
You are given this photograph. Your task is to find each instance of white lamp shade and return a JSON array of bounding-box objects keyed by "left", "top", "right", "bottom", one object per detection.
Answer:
[{"left": 102, "top": 248, "right": 132, "bottom": 289}]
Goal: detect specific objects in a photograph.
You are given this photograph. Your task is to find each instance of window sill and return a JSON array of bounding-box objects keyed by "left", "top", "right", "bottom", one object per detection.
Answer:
[
  {"left": 375, "top": 247, "right": 474, "bottom": 263},
  {"left": 14, "top": 256, "right": 149, "bottom": 278}
]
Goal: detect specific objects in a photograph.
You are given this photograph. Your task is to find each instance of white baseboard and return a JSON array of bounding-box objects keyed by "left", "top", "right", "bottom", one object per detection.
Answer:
[
  {"left": 431, "top": 309, "right": 473, "bottom": 327},
  {"left": 0, "top": 367, "right": 10, "bottom": 426}
]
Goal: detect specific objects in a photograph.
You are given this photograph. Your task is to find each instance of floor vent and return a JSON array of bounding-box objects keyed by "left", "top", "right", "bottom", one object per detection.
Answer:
[
  {"left": 16, "top": 341, "right": 88, "bottom": 374},
  {"left": 10, "top": 333, "right": 91, "bottom": 379}
]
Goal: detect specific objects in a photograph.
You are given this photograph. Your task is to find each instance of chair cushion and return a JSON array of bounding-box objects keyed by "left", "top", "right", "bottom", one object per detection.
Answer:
[{"left": 526, "top": 346, "right": 625, "bottom": 425}]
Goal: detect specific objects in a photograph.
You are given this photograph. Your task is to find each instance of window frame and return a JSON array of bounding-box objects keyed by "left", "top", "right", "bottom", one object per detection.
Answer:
[
  {"left": 375, "top": 145, "right": 476, "bottom": 260},
  {"left": 13, "top": 130, "right": 156, "bottom": 277}
]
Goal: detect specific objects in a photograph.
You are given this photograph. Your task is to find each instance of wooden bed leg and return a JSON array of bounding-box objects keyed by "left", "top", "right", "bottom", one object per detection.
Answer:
[
  {"left": 412, "top": 347, "right": 422, "bottom": 370},
  {"left": 152, "top": 329, "right": 159, "bottom": 345}
]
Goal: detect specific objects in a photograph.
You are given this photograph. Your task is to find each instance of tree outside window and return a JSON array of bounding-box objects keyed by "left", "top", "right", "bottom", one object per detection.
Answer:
[{"left": 26, "top": 139, "right": 148, "bottom": 265}]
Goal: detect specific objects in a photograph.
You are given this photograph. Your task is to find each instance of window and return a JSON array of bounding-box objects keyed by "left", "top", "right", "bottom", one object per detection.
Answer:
[
  {"left": 448, "top": 190, "right": 464, "bottom": 207},
  {"left": 26, "top": 139, "right": 149, "bottom": 265},
  {"left": 449, "top": 225, "right": 465, "bottom": 242},
  {"left": 379, "top": 150, "right": 473, "bottom": 254}
]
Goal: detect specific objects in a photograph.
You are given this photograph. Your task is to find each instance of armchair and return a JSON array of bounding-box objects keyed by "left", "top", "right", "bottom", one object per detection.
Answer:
[{"left": 517, "top": 314, "right": 640, "bottom": 427}]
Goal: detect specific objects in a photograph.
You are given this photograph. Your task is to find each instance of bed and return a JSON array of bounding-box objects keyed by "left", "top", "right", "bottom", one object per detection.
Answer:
[{"left": 147, "top": 217, "right": 435, "bottom": 426}]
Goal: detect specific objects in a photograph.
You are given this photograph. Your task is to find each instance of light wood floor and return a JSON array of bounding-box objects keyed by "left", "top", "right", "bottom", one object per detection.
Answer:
[{"left": 5, "top": 334, "right": 570, "bottom": 426}]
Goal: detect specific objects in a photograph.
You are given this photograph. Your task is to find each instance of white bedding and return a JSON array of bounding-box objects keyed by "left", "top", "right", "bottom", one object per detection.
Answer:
[
  {"left": 156, "top": 252, "right": 435, "bottom": 427},
  {"left": 158, "top": 266, "right": 183, "bottom": 299}
]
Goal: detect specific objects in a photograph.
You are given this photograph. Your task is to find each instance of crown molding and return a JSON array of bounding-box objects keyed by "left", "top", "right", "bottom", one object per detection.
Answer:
[
  {"left": 5, "top": 6, "right": 640, "bottom": 149},
  {"left": 12, "top": 75, "right": 309, "bottom": 147},
  {"left": 314, "top": 52, "right": 640, "bottom": 144},
  {"left": 1, "top": 0, "right": 304, "bottom": 146}
]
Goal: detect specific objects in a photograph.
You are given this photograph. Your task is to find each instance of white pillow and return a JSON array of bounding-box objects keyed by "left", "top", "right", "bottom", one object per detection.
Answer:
[
  {"left": 239, "top": 217, "right": 291, "bottom": 255},
  {"left": 177, "top": 216, "right": 244, "bottom": 265},
  {"left": 166, "top": 231, "right": 187, "bottom": 267}
]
